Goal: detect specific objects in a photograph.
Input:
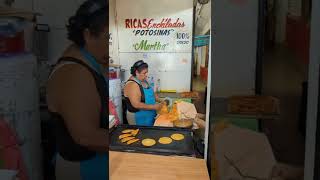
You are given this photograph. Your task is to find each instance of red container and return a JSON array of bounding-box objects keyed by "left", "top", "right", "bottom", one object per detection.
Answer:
[
  {"left": 200, "top": 67, "right": 208, "bottom": 82},
  {"left": 109, "top": 71, "right": 117, "bottom": 79},
  {"left": 0, "top": 31, "right": 25, "bottom": 54}
]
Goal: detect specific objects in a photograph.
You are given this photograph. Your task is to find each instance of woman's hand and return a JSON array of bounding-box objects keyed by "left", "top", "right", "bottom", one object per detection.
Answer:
[
  {"left": 194, "top": 117, "right": 206, "bottom": 129},
  {"left": 153, "top": 103, "right": 163, "bottom": 111}
]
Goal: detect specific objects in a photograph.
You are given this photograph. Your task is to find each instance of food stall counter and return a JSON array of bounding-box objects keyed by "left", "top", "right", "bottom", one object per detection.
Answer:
[{"left": 109, "top": 151, "right": 210, "bottom": 180}]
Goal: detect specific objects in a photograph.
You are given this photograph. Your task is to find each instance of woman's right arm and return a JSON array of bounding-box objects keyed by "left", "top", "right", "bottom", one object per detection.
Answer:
[{"left": 125, "top": 83, "right": 161, "bottom": 111}]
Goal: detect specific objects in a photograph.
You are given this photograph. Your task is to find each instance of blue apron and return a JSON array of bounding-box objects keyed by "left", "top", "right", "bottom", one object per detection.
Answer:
[
  {"left": 133, "top": 78, "right": 157, "bottom": 126},
  {"left": 79, "top": 48, "right": 108, "bottom": 180}
]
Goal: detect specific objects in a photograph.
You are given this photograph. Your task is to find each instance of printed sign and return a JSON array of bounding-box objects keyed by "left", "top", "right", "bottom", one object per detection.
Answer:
[
  {"left": 117, "top": 16, "right": 192, "bottom": 53},
  {"left": 117, "top": 17, "right": 192, "bottom": 52},
  {"left": 115, "top": 0, "right": 193, "bottom": 91}
]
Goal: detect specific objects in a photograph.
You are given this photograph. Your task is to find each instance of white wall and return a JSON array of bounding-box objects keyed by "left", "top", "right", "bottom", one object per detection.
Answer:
[
  {"left": 109, "top": 0, "right": 119, "bottom": 64},
  {"left": 9, "top": 0, "right": 34, "bottom": 11},
  {"left": 33, "top": 0, "right": 86, "bottom": 64},
  {"left": 0, "top": 0, "right": 33, "bottom": 10},
  {"left": 212, "top": 0, "right": 258, "bottom": 97},
  {"left": 114, "top": 0, "right": 194, "bottom": 92}
]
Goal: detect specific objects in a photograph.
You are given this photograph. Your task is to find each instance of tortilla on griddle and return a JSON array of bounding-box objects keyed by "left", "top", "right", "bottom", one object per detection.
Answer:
[
  {"left": 142, "top": 138, "right": 156, "bottom": 147},
  {"left": 119, "top": 133, "right": 132, "bottom": 139},
  {"left": 158, "top": 137, "right": 173, "bottom": 144},
  {"left": 121, "top": 136, "right": 135, "bottom": 143},
  {"left": 171, "top": 133, "right": 185, "bottom": 141},
  {"left": 127, "top": 138, "right": 139, "bottom": 145}
]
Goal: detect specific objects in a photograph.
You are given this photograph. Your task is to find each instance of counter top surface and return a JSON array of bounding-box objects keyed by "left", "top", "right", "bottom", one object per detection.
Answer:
[{"left": 109, "top": 151, "right": 210, "bottom": 180}]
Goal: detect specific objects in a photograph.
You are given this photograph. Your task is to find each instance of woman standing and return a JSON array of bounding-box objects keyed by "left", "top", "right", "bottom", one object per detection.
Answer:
[
  {"left": 124, "top": 60, "right": 163, "bottom": 126},
  {"left": 46, "top": 0, "right": 108, "bottom": 179}
]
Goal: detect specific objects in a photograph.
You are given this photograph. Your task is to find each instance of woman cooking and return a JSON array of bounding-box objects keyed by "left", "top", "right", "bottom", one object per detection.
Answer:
[
  {"left": 46, "top": 0, "right": 107, "bottom": 179},
  {"left": 124, "top": 60, "right": 163, "bottom": 126}
]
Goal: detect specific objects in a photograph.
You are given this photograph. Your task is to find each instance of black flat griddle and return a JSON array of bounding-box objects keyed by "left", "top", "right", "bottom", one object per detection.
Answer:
[{"left": 109, "top": 125, "right": 194, "bottom": 156}]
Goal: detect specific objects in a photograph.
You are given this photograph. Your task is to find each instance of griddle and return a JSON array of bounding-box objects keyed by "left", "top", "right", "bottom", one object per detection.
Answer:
[{"left": 109, "top": 125, "right": 194, "bottom": 156}]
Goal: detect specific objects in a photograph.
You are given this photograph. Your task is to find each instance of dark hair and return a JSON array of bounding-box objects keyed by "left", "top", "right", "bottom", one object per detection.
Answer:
[
  {"left": 66, "top": 0, "right": 108, "bottom": 47},
  {"left": 130, "top": 60, "right": 148, "bottom": 76}
]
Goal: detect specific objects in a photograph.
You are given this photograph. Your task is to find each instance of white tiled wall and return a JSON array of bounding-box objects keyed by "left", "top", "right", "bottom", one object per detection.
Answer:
[
  {"left": 119, "top": 52, "right": 192, "bottom": 92},
  {"left": 47, "top": 29, "right": 71, "bottom": 64},
  {"left": 34, "top": 0, "right": 85, "bottom": 28}
]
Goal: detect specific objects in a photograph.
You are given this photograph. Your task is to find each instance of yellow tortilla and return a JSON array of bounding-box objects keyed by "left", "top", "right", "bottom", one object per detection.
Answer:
[
  {"left": 122, "top": 129, "right": 134, "bottom": 133},
  {"left": 171, "top": 133, "right": 185, "bottom": 141},
  {"left": 131, "top": 129, "right": 140, "bottom": 136},
  {"left": 127, "top": 139, "right": 139, "bottom": 145},
  {"left": 118, "top": 133, "right": 132, "bottom": 139},
  {"left": 142, "top": 138, "right": 156, "bottom": 147},
  {"left": 121, "top": 136, "right": 135, "bottom": 143},
  {"left": 158, "top": 137, "right": 173, "bottom": 144}
]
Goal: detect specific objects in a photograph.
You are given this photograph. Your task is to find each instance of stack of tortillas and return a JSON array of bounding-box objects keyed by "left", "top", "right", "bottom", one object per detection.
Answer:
[{"left": 176, "top": 101, "right": 197, "bottom": 119}]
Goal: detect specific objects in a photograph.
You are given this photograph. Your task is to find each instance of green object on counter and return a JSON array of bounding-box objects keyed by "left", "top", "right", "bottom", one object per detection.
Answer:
[
  {"left": 213, "top": 116, "right": 258, "bottom": 132},
  {"left": 176, "top": 98, "right": 192, "bottom": 103}
]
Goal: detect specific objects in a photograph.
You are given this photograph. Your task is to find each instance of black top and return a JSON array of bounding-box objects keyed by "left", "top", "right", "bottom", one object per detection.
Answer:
[
  {"left": 49, "top": 57, "right": 108, "bottom": 162},
  {"left": 124, "top": 79, "right": 145, "bottom": 113}
]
